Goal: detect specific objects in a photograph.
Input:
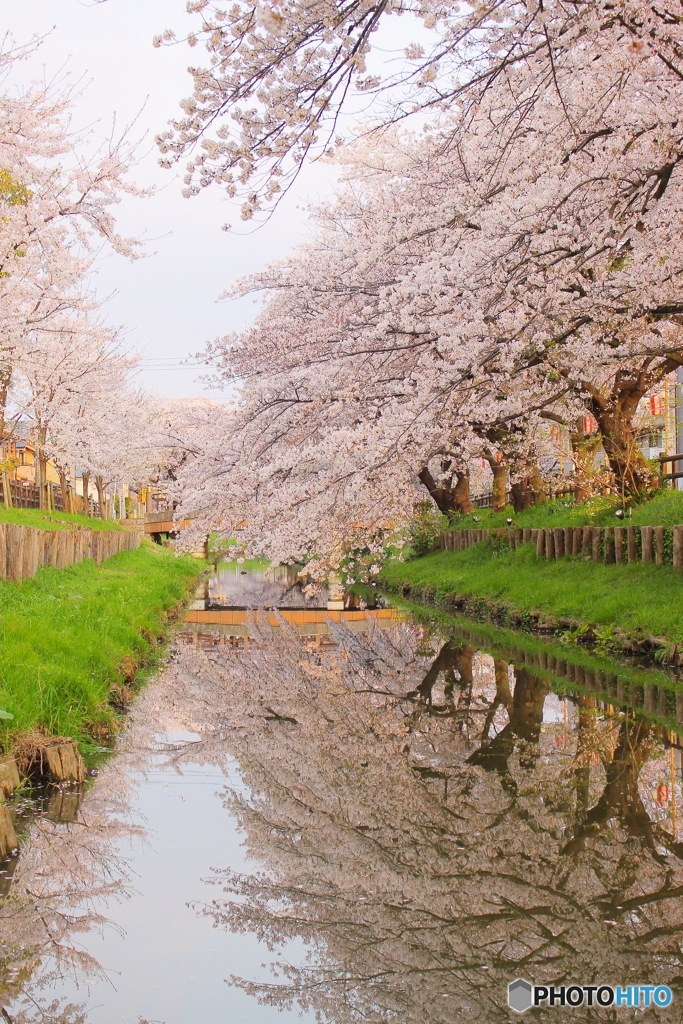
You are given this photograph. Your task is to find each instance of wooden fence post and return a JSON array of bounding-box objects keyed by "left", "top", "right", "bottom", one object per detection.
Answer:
[
  {"left": 6, "top": 524, "right": 24, "bottom": 581},
  {"left": 582, "top": 526, "right": 592, "bottom": 555},
  {"left": 614, "top": 526, "right": 624, "bottom": 564},
  {"left": 641, "top": 526, "right": 654, "bottom": 563},
  {"left": 553, "top": 527, "right": 565, "bottom": 559},
  {"left": 545, "top": 529, "right": 555, "bottom": 560},
  {"left": 564, "top": 527, "right": 574, "bottom": 556},
  {"left": 571, "top": 527, "right": 582, "bottom": 556},
  {"left": 674, "top": 525, "right": 683, "bottom": 570},
  {"left": 604, "top": 527, "right": 615, "bottom": 564},
  {"left": 654, "top": 526, "right": 666, "bottom": 566},
  {"left": 627, "top": 525, "right": 637, "bottom": 563},
  {"left": 22, "top": 528, "right": 40, "bottom": 579},
  {"left": 536, "top": 529, "right": 545, "bottom": 557},
  {"left": 0, "top": 524, "right": 6, "bottom": 578},
  {"left": 591, "top": 527, "right": 601, "bottom": 562}
]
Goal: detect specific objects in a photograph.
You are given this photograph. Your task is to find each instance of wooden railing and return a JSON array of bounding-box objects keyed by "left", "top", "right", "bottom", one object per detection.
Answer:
[{"left": 658, "top": 452, "right": 683, "bottom": 485}]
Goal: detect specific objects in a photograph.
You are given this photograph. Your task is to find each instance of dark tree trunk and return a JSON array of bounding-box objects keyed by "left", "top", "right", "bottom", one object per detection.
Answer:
[
  {"left": 418, "top": 467, "right": 474, "bottom": 514},
  {"left": 511, "top": 465, "right": 546, "bottom": 512}
]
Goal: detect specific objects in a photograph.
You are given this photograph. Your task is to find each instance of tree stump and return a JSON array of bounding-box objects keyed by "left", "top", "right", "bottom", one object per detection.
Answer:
[
  {"left": 0, "top": 804, "right": 17, "bottom": 860},
  {"left": 43, "top": 741, "right": 86, "bottom": 783},
  {"left": 0, "top": 756, "right": 20, "bottom": 798}
]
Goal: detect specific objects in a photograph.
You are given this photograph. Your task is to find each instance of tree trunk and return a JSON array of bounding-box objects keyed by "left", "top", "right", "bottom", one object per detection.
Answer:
[
  {"left": 2, "top": 471, "right": 12, "bottom": 509},
  {"left": 36, "top": 452, "right": 49, "bottom": 511},
  {"left": 453, "top": 472, "right": 475, "bottom": 514},
  {"left": 81, "top": 472, "right": 90, "bottom": 517},
  {"left": 58, "top": 471, "right": 72, "bottom": 514},
  {"left": 96, "top": 475, "right": 107, "bottom": 519},
  {"left": 594, "top": 406, "right": 656, "bottom": 498},
  {"left": 418, "top": 467, "right": 475, "bottom": 515},
  {"left": 511, "top": 465, "right": 546, "bottom": 512}
]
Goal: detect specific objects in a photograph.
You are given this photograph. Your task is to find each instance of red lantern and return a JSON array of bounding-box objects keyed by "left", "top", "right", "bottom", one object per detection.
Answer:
[
  {"left": 656, "top": 783, "right": 670, "bottom": 807},
  {"left": 480, "top": 459, "right": 487, "bottom": 469},
  {"left": 650, "top": 395, "right": 664, "bottom": 416},
  {"left": 583, "top": 416, "right": 597, "bottom": 435},
  {"left": 495, "top": 451, "right": 503, "bottom": 463}
]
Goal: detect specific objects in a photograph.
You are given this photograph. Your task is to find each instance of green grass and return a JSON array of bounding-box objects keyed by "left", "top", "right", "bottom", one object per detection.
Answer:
[
  {"left": 448, "top": 489, "right": 683, "bottom": 532},
  {"left": 0, "top": 541, "right": 202, "bottom": 751},
  {"left": 0, "top": 504, "right": 123, "bottom": 531},
  {"left": 381, "top": 542, "right": 683, "bottom": 643}
]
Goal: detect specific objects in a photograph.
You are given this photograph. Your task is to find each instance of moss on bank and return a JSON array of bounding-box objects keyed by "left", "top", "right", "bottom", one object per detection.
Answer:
[
  {"left": 0, "top": 541, "right": 202, "bottom": 752},
  {"left": 380, "top": 542, "right": 683, "bottom": 647}
]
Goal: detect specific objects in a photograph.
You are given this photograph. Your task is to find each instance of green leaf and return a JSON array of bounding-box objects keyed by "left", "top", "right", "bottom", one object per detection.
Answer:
[{"left": 0, "top": 708, "right": 13, "bottom": 720}]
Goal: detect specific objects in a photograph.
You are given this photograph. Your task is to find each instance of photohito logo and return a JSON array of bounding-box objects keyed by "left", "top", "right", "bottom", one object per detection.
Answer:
[{"left": 507, "top": 979, "right": 673, "bottom": 1013}]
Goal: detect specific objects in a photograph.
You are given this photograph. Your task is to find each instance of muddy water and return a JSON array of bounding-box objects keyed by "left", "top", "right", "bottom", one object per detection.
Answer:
[{"left": 2, "top": 571, "right": 683, "bottom": 1023}]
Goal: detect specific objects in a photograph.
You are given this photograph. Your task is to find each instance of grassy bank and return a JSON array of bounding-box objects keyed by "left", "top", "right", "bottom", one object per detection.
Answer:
[
  {"left": 0, "top": 504, "right": 123, "bottom": 531},
  {"left": 448, "top": 489, "right": 683, "bottom": 531},
  {"left": 0, "top": 541, "right": 202, "bottom": 752},
  {"left": 380, "top": 542, "right": 683, "bottom": 647}
]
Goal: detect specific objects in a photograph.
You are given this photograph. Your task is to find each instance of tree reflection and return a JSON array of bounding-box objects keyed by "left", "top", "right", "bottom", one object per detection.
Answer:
[
  {"left": 0, "top": 743, "right": 147, "bottom": 1023},
  {"left": 159, "top": 619, "right": 683, "bottom": 1023}
]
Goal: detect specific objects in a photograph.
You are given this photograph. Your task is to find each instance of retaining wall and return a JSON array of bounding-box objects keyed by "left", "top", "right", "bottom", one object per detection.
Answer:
[
  {"left": 440, "top": 523, "right": 683, "bottom": 568},
  {"left": 0, "top": 523, "right": 141, "bottom": 583}
]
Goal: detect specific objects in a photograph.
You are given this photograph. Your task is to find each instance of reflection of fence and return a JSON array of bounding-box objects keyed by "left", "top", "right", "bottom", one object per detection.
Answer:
[
  {"left": 441, "top": 523, "right": 683, "bottom": 568},
  {"left": 0, "top": 522, "right": 140, "bottom": 582}
]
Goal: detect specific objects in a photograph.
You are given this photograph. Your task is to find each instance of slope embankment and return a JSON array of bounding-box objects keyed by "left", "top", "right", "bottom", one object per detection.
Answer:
[
  {"left": 0, "top": 540, "right": 203, "bottom": 757},
  {"left": 380, "top": 540, "right": 683, "bottom": 658}
]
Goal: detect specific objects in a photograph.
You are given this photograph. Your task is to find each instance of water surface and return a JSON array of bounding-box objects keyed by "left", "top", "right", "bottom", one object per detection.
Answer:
[{"left": 2, "top": 570, "right": 683, "bottom": 1023}]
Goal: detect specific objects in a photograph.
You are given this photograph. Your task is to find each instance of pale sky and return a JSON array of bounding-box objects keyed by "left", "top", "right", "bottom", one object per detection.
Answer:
[{"left": 3, "top": 0, "right": 342, "bottom": 398}]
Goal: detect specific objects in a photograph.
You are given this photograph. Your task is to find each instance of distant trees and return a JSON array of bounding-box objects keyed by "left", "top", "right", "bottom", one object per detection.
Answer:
[{"left": 0, "top": 43, "right": 156, "bottom": 514}]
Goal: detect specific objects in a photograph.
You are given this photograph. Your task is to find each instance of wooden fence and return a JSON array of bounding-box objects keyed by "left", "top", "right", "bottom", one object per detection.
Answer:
[
  {"left": 0, "top": 523, "right": 141, "bottom": 582},
  {"left": 440, "top": 524, "right": 683, "bottom": 569}
]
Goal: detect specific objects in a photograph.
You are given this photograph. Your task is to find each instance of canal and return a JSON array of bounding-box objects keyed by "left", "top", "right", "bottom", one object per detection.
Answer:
[{"left": 1, "top": 564, "right": 683, "bottom": 1022}]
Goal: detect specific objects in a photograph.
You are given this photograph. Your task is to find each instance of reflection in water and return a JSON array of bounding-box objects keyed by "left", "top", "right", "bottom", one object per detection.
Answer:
[
  {"left": 159, "top": 615, "right": 683, "bottom": 1023},
  {"left": 0, "top": 762, "right": 142, "bottom": 1023},
  {"left": 208, "top": 563, "right": 328, "bottom": 609},
  {"left": 4, "top": 605, "right": 683, "bottom": 1022}
]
